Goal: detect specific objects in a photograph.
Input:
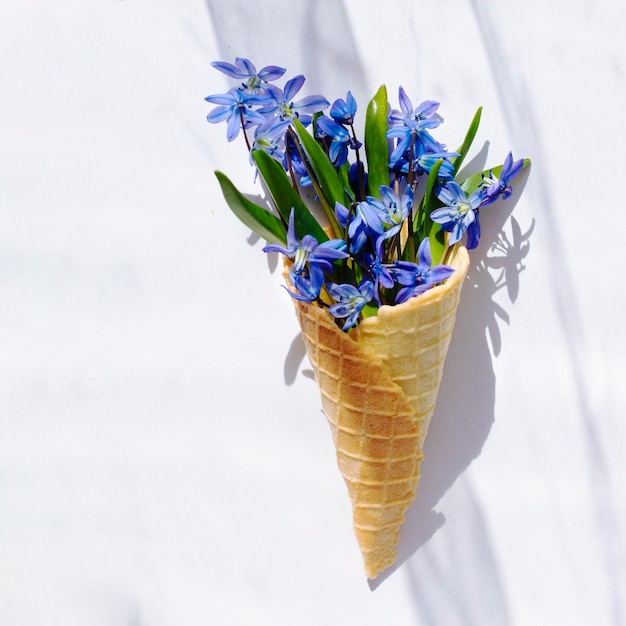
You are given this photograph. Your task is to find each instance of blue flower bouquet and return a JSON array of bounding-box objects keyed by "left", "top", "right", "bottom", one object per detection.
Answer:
[{"left": 206, "top": 57, "right": 529, "bottom": 578}]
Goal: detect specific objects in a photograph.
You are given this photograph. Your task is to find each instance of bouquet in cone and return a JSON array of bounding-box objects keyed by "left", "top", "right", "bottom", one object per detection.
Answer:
[{"left": 206, "top": 57, "right": 529, "bottom": 578}]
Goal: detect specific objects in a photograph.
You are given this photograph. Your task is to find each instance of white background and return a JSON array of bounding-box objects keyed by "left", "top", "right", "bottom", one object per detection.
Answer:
[{"left": 1, "top": 1, "right": 625, "bottom": 624}]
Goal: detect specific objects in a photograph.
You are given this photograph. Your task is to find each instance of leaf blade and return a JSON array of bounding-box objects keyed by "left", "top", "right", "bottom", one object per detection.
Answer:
[
  {"left": 252, "top": 149, "right": 329, "bottom": 242},
  {"left": 364, "top": 85, "right": 390, "bottom": 197},
  {"left": 452, "top": 106, "right": 482, "bottom": 177}
]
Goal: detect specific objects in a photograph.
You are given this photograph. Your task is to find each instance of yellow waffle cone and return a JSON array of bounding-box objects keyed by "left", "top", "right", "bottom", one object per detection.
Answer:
[{"left": 290, "top": 245, "right": 469, "bottom": 579}]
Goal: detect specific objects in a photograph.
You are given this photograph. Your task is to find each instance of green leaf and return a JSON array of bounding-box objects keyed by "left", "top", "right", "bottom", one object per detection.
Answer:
[
  {"left": 460, "top": 157, "right": 531, "bottom": 195},
  {"left": 252, "top": 149, "right": 328, "bottom": 243},
  {"left": 452, "top": 106, "right": 482, "bottom": 176},
  {"left": 364, "top": 85, "right": 390, "bottom": 197},
  {"left": 292, "top": 118, "right": 346, "bottom": 225},
  {"left": 215, "top": 170, "right": 287, "bottom": 246}
]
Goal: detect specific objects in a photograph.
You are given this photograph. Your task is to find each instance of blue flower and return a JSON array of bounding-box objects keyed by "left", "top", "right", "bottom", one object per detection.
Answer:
[
  {"left": 316, "top": 115, "right": 361, "bottom": 166},
  {"left": 335, "top": 200, "right": 384, "bottom": 254},
  {"left": 389, "top": 238, "right": 455, "bottom": 304},
  {"left": 327, "top": 280, "right": 376, "bottom": 331},
  {"left": 205, "top": 88, "right": 269, "bottom": 141},
  {"left": 417, "top": 153, "right": 456, "bottom": 180},
  {"left": 335, "top": 202, "right": 366, "bottom": 253},
  {"left": 480, "top": 151, "right": 524, "bottom": 205},
  {"left": 357, "top": 238, "right": 395, "bottom": 306},
  {"left": 391, "top": 146, "right": 457, "bottom": 180},
  {"left": 406, "top": 143, "right": 459, "bottom": 180},
  {"left": 263, "top": 209, "right": 347, "bottom": 271},
  {"left": 431, "top": 181, "right": 483, "bottom": 249},
  {"left": 211, "top": 57, "right": 285, "bottom": 94},
  {"left": 329, "top": 91, "right": 357, "bottom": 125},
  {"left": 260, "top": 76, "right": 329, "bottom": 126},
  {"left": 359, "top": 185, "right": 413, "bottom": 242},
  {"left": 251, "top": 118, "right": 291, "bottom": 162},
  {"left": 286, "top": 264, "right": 326, "bottom": 302},
  {"left": 263, "top": 209, "right": 347, "bottom": 301},
  {"left": 387, "top": 87, "right": 442, "bottom": 164}
]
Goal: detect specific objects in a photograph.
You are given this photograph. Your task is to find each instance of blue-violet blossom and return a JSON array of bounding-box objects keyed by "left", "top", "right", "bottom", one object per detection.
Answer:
[
  {"left": 205, "top": 88, "right": 269, "bottom": 141},
  {"left": 316, "top": 115, "right": 361, "bottom": 166},
  {"left": 329, "top": 91, "right": 357, "bottom": 125},
  {"left": 263, "top": 209, "right": 348, "bottom": 301},
  {"left": 250, "top": 118, "right": 291, "bottom": 162},
  {"left": 211, "top": 57, "right": 285, "bottom": 94},
  {"left": 335, "top": 201, "right": 384, "bottom": 254},
  {"left": 357, "top": 238, "right": 395, "bottom": 306},
  {"left": 389, "top": 238, "right": 455, "bottom": 304},
  {"left": 431, "top": 181, "right": 483, "bottom": 249},
  {"left": 359, "top": 185, "right": 413, "bottom": 242},
  {"left": 387, "top": 87, "right": 443, "bottom": 164},
  {"left": 480, "top": 151, "right": 524, "bottom": 205},
  {"left": 327, "top": 281, "right": 376, "bottom": 331},
  {"left": 260, "top": 75, "right": 329, "bottom": 126}
]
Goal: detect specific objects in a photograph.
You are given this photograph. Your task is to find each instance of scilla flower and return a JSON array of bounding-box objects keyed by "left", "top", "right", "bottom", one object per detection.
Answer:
[
  {"left": 329, "top": 91, "right": 358, "bottom": 125},
  {"left": 335, "top": 201, "right": 384, "bottom": 254},
  {"left": 205, "top": 88, "right": 269, "bottom": 141},
  {"left": 480, "top": 151, "right": 524, "bottom": 205},
  {"left": 358, "top": 238, "right": 395, "bottom": 306},
  {"left": 263, "top": 209, "right": 347, "bottom": 301},
  {"left": 327, "top": 280, "right": 376, "bottom": 331},
  {"left": 316, "top": 115, "right": 361, "bottom": 167},
  {"left": 389, "top": 238, "right": 455, "bottom": 304},
  {"left": 250, "top": 118, "right": 291, "bottom": 162},
  {"left": 359, "top": 185, "right": 413, "bottom": 242},
  {"left": 260, "top": 75, "right": 329, "bottom": 126},
  {"left": 210, "top": 57, "right": 286, "bottom": 94},
  {"left": 431, "top": 181, "right": 483, "bottom": 249},
  {"left": 387, "top": 87, "right": 442, "bottom": 163}
]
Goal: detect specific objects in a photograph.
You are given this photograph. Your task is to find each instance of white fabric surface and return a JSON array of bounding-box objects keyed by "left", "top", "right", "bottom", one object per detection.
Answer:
[{"left": 1, "top": 1, "right": 625, "bottom": 624}]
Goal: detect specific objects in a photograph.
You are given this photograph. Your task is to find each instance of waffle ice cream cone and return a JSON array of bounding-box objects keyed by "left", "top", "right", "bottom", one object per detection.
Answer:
[{"left": 291, "top": 245, "right": 470, "bottom": 579}]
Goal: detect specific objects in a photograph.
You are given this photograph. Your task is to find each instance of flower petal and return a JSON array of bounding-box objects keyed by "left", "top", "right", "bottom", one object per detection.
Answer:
[
  {"left": 284, "top": 74, "right": 305, "bottom": 101},
  {"left": 258, "top": 65, "right": 286, "bottom": 81},
  {"left": 294, "top": 95, "right": 330, "bottom": 114},
  {"left": 206, "top": 105, "right": 233, "bottom": 124},
  {"left": 398, "top": 86, "right": 413, "bottom": 117},
  {"left": 417, "top": 238, "right": 432, "bottom": 268},
  {"left": 210, "top": 61, "right": 245, "bottom": 78}
]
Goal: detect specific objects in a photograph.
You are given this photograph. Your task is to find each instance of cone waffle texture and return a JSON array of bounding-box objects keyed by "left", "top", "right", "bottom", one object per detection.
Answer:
[{"left": 290, "top": 245, "right": 469, "bottom": 579}]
